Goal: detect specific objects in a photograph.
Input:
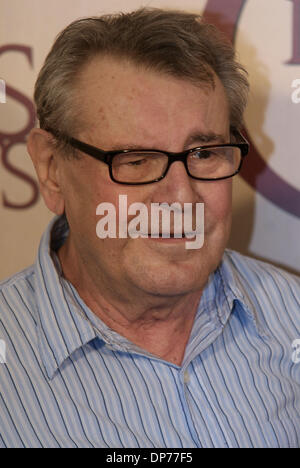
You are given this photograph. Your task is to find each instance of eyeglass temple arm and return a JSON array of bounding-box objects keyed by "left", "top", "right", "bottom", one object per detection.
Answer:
[
  {"left": 45, "top": 127, "right": 109, "bottom": 162},
  {"left": 231, "top": 128, "right": 249, "bottom": 156}
]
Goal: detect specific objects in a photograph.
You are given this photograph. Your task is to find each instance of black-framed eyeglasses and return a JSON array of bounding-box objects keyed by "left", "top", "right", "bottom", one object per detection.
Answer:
[{"left": 46, "top": 128, "right": 249, "bottom": 185}]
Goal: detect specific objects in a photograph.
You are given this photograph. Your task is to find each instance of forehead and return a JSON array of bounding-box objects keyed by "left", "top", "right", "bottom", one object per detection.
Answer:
[{"left": 75, "top": 56, "right": 230, "bottom": 148}]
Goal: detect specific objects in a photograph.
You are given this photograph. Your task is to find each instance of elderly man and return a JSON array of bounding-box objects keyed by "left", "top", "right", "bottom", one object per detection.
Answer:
[{"left": 0, "top": 8, "right": 299, "bottom": 448}]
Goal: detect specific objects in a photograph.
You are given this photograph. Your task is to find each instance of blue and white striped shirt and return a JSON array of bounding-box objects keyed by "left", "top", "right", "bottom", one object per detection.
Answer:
[{"left": 0, "top": 215, "right": 299, "bottom": 448}]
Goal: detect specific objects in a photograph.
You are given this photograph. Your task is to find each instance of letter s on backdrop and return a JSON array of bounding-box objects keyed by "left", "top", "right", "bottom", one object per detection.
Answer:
[{"left": 0, "top": 45, "right": 39, "bottom": 209}]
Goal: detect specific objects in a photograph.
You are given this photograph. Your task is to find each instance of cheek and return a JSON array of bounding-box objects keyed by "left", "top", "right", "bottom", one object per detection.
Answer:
[
  {"left": 65, "top": 171, "right": 147, "bottom": 241},
  {"left": 204, "top": 181, "right": 232, "bottom": 226},
  {"left": 59, "top": 165, "right": 100, "bottom": 237}
]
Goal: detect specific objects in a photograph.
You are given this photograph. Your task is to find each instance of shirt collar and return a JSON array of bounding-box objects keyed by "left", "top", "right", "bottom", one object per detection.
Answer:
[
  {"left": 34, "top": 216, "right": 98, "bottom": 379},
  {"left": 218, "top": 251, "right": 269, "bottom": 338},
  {"left": 34, "top": 215, "right": 267, "bottom": 379}
]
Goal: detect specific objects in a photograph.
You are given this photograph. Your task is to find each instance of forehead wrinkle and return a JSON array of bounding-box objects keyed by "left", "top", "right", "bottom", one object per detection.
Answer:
[{"left": 77, "top": 58, "right": 230, "bottom": 152}]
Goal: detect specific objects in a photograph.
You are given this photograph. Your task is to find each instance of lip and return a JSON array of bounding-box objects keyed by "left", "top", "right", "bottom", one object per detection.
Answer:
[
  {"left": 140, "top": 233, "right": 197, "bottom": 243},
  {"left": 138, "top": 232, "right": 185, "bottom": 237},
  {"left": 126, "top": 230, "right": 200, "bottom": 242},
  {"left": 146, "top": 236, "right": 188, "bottom": 242}
]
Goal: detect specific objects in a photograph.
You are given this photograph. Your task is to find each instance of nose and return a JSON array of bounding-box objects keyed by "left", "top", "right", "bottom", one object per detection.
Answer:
[{"left": 154, "top": 160, "right": 199, "bottom": 204}]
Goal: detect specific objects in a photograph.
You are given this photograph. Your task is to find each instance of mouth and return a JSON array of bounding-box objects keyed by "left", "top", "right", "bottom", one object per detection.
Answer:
[
  {"left": 139, "top": 232, "right": 187, "bottom": 238},
  {"left": 141, "top": 232, "right": 199, "bottom": 242},
  {"left": 126, "top": 227, "right": 200, "bottom": 242},
  {"left": 159, "top": 232, "right": 186, "bottom": 238}
]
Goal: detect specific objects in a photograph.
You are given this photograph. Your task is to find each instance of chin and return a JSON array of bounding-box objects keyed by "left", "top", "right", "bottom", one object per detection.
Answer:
[
  {"left": 140, "top": 277, "right": 200, "bottom": 297},
  {"left": 125, "top": 253, "right": 211, "bottom": 297},
  {"left": 122, "top": 228, "right": 229, "bottom": 296}
]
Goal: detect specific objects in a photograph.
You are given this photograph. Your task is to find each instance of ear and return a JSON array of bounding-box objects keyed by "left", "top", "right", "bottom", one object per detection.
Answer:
[{"left": 27, "top": 128, "right": 65, "bottom": 215}]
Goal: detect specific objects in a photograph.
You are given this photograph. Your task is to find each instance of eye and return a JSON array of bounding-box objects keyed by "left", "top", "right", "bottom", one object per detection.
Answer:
[
  {"left": 126, "top": 158, "right": 147, "bottom": 166},
  {"left": 191, "top": 150, "right": 214, "bottom": 159},
  {"left": 114, "top": 154, "right": 148, "bottom": 166}
]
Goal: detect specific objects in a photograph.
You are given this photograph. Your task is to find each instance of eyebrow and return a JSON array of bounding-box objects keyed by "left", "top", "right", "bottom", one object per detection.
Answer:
[
  {"left": 109, "top": 132, "right": 227, "bottom": 152},
  {"left": 183, "top": 132, "right": 227, "bottom": 149}
]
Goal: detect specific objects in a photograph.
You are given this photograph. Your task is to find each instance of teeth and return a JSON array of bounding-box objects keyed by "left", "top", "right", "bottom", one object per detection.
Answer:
[
  {"left": 128, "top": 231, "right": 192, "bottom": 238},
  {"left": 162, "top": 233, "right": 183, "bottom": 238}
]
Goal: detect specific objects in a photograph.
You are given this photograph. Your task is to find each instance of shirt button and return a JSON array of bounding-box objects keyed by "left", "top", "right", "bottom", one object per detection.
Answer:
[{"left": 183, "top": 370, "right": 189, "bottom": 384}]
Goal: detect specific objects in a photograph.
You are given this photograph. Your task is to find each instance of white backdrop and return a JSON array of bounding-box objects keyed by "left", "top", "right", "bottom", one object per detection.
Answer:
[{"left": 0, "top": 0, "right": 299, "bottom": 280}]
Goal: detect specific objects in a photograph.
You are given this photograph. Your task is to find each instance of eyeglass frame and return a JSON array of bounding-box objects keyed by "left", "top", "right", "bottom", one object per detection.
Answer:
[{"left": 46, "top": 127, "right": 249, "bottom": 185}]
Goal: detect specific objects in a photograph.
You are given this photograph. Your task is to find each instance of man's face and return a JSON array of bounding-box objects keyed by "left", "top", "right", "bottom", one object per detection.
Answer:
[{"left": 56, "top": 56, "right": 232, "bottom": 298}]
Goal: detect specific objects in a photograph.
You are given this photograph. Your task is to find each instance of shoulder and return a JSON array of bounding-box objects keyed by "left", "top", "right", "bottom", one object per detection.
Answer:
[
  {"left": 223, "top": 249, "right": 300, "bottom": 339},
  {"left": 224, "top": 249, "right": 300, "bottom": 294},
  {"left": 0, "top": 265, "right": 36, "bottom": 296},
  {"left": 0, "top": 265, "right": 37, "bottom": 328}
]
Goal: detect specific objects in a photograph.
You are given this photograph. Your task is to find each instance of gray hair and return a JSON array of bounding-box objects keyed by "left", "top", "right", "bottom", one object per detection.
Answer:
[{"left": 34, "top": 7, "right": 249, "bottom": 153}]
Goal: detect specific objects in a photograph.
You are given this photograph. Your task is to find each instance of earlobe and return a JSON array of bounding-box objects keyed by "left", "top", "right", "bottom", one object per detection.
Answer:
[{"left": 27, "top": 128, "right": 65, "bottom": 215}]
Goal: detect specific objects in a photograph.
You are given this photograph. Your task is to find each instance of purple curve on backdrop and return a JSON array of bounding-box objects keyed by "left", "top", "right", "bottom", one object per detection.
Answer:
[{"left": 203, "top": 0, "right": 300, "bottom": 218}]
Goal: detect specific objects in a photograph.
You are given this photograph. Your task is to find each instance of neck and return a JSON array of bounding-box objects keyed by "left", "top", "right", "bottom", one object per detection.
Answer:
[{"left": 57, "top": 241, "right": 203, "bottom": 366}]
